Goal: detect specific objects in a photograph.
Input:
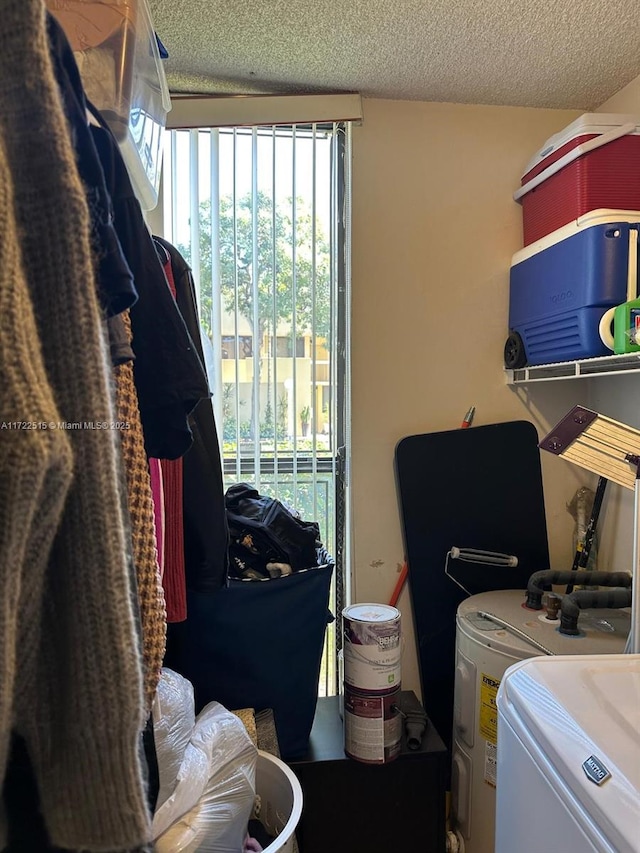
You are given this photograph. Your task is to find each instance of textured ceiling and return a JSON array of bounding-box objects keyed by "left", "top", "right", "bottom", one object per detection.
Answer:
[{"left": 149, "top": 0, "right": 640, "bottom": 109}]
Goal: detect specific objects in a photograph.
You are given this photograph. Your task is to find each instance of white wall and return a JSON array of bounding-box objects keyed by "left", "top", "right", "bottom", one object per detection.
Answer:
[
  {"left": 350, "top": 99, "right": 592, "bottom": 697},
  {"left": 598, "top": 75, "right": 640, "bottom": 113}
]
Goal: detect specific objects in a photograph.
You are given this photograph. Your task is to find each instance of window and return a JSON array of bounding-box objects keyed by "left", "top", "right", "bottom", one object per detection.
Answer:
[
  {"left": 161, "top": 120, "right": 352, "bottom": 695},
  {"left": 274, "top": 335, "right": 306, "bottom": 358},
  {"left": 222, "top": 335, "right": 252, "bottom": 359}
]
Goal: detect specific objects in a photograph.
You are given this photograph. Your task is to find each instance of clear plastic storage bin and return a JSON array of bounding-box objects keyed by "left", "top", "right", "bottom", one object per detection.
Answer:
[{"left": 47, "top": 0, "right": 171, "bottom": 209}]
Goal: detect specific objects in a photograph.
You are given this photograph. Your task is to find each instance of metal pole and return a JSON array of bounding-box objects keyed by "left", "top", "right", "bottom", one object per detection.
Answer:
[
  {"left": 629, "top": 472, "right": 640, "bottom": 653},
  {"left": 566, "top": 476, "right": 608, "bottom": 595},
  {"left": 623, "top": 455, "right": 640, "bottom": 653}
]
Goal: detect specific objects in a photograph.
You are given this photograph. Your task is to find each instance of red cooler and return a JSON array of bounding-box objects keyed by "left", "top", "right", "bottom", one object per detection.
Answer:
[{"left": 515, "top": 113, "right": 640, "bottom": 246}]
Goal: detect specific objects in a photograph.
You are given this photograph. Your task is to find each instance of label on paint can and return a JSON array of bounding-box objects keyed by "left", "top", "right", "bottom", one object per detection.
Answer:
[
  {"left": 342, "top": 603, "right": 401, "bottom": 694},
  {"left": 343, "top": 685, "right": 402, "bottom": 764}
]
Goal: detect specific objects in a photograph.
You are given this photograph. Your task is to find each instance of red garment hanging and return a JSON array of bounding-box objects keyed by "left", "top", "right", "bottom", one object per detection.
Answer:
[{"left": 155, "top": 256, "right": 187, "bottom": 622}]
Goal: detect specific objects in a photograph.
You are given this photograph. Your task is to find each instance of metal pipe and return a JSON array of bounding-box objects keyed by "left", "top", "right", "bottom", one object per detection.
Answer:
[
  {"left": 476, "top": 611, "right": 555, "bottom": 656},
  {"left": 559, "top": 588, "right": 633, "bottom": 636},
  {"left": 525, "top": 569, "right": 631, "bottom": 610},
  {"left": 629, "top": 474, "right": 640, "bottom": 653}
]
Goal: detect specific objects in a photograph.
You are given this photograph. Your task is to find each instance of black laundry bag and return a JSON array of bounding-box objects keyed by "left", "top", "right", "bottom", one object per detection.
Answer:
[{"left": 165, "top": 551, "right": 334, "bottom": 761}]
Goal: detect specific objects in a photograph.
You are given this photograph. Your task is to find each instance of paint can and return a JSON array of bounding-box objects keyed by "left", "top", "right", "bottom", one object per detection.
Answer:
[
  {"left": 343, "top": 684, "right": 402, "bottom": 764},
  {"left": 342, "top": 603, "right": 402, "bottom": 694}
]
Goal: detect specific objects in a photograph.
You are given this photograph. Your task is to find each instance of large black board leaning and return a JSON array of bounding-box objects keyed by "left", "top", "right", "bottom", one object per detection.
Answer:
[{"left": 395, "top": 420, "right": 550, "bottom": 752}]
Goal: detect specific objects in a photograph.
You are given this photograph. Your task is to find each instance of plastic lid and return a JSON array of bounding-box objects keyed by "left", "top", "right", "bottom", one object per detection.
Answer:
[
  {"left": 342, "top": 603, "right": 400, "bottom": 623},
  {"left": 522, "top": 113, "right": 640, "bottom": 178},
  {"left": 498, "top": 654, "right": 640, "bottom": 853}
]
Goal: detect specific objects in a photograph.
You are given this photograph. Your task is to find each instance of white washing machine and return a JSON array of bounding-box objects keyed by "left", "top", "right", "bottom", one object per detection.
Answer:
[
  {"left": 495, "top": 653, "right": 640, "bottom": 853},
  {"left": 450, "top": 590, "right": 630, "bottom": 853}
]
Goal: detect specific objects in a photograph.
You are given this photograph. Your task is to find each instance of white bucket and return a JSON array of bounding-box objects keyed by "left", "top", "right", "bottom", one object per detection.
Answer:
[
  {"left": 257, "top": 750, "right": 303, "bottom": 853},
  {"left": 342, "top": 603, "right": 402, "bottom": 694}
]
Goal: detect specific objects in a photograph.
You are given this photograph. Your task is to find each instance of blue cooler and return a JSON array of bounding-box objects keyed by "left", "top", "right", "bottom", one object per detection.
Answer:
[{"left": 505, "top": 209, "right": 640, "bottom": 367}]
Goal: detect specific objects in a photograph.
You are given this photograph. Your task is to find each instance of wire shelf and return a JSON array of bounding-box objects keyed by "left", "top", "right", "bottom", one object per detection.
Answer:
[{"left": 505, "top": 352, "right": 640, "bottom": 384}]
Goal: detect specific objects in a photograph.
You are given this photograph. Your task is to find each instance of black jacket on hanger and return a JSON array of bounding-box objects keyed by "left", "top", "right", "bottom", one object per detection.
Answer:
[
  {"left": 90, "top": 120, "right": 210, "bottom": 460},
  {"left": 153, "top": 236, "right": 229, "bottom": 592},
  {"left": 46, "top": 13, "right": 138, "bottom": 319}
]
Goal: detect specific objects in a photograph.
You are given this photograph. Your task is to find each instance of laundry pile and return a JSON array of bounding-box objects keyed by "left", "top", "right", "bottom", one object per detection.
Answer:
[{"left": 226, "top": 483, "right": 322, "bottom": 580}]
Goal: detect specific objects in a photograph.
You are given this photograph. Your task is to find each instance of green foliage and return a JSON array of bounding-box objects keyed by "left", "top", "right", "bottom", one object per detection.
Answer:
[
  {"left": 239, "top": 420, "right": 253, "bottom": 440},
  {"left": 261, "top": 398, "right": 275, "bottom": 439},
  {"left": 222, "top": 417, "right": 237, "bottom": 441},
  {"left": 180, "top": 193, "right": 331, "bottom": 347},
  {"left": 221, "top": 383, "right": 235, "bottom": 419},
  {"left": 277, "top": 394, "right": 288, "bottom": 435}
]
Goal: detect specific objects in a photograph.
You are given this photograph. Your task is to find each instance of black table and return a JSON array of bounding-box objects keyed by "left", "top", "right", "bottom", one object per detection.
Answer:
[{"left": 289, "top": 691, "right": 447, "bottom": 853}]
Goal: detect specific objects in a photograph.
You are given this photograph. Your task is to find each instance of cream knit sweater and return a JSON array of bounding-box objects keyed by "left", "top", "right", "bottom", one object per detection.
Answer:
[{"left": 0, "top": 0, "right": 151, "bottom": 849}]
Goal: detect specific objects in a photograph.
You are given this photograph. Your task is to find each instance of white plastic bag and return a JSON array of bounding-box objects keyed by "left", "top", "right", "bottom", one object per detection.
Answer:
[
  {"left": 153, "top": 699, "right": 258, "bottom": 852},
  {"left": 153, "top": 668, "right": 197, "bottom": 809}
]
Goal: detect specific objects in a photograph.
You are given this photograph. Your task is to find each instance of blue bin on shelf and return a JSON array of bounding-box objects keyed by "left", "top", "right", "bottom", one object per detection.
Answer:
[{"left": 504, "top": 209, "right": 640, "bottom": 368}]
